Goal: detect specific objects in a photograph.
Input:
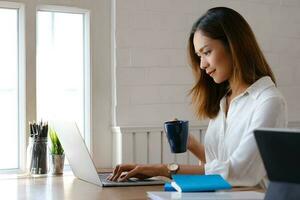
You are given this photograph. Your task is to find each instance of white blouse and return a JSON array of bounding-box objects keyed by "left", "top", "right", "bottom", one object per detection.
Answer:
[{"left": 204, "top": 76, "right": 287, "bottom": 187}]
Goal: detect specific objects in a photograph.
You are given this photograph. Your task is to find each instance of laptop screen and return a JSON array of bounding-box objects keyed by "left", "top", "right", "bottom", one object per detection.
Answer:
[
  {"left": 51, "top": 121, "right": 102, "bottom": 186},
  {"left": 254, "top": 128, "right": 300, "bottom": 184}
]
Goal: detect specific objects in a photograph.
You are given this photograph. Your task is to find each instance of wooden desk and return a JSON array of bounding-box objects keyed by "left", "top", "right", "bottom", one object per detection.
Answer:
[
  {"left": 0, "top": 174, "right": 264, "bottom": 200},
  {"left": 0, "top": 174, "right": 163, "bottom": 200}
]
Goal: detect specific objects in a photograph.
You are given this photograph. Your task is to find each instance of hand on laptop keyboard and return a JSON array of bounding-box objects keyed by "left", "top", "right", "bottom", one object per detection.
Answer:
[
  {"left": 107, "top": 164, "right": 168, "bottom": 182},
  {"left": 105, "top": 173, "right": 143, "bottom": 182},
  {"left": 106, "top": 172, "right": 135, "bottom": 182}
]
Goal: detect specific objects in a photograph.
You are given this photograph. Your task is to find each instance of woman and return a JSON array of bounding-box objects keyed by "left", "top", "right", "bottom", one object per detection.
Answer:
[{"left": 108, "top": 7, "right": 287, "bottom": 187}]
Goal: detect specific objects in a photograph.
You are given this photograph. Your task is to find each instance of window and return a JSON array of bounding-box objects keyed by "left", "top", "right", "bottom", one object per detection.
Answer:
[
  {"left": 0, "top": 4, "right": 90, "bottom": 172},
  {"left": 0, "top": 4, "right": 24, "bottom": 171},
  {"left": 36, "top": 8, "right": 90, "bottom": 146}
]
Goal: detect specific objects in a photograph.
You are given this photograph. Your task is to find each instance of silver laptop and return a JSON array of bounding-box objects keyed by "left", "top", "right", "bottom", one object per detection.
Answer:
[{"left": 52, "top": 121, "right": 165, "bottom": 187}]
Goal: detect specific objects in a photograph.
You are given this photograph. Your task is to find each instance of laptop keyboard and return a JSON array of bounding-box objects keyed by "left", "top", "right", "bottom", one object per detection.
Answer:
[
  {"left": 99, "top": 173, "right": 137, "bottom": 183},
  {"left": 98, "top": 173, "right": 165, "bottom": 185}
]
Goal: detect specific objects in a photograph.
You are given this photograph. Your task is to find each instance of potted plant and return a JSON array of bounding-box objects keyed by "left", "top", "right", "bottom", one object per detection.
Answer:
[{"left": 49, "top": 128, "right": 65, "bottom": 174}]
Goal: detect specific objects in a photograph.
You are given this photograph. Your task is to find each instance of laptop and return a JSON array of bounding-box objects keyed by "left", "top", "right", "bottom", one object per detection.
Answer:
[
  {"left": 254, "top": 128, "right": 300, "bottom": 200},
  {"left": 52, "top": 121, "right": 165, "bottom": 187}
]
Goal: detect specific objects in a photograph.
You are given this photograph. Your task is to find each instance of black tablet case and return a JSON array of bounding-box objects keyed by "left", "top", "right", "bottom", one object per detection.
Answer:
[{"left": 254, "top": 129, "right": 300, "bottom": 200}]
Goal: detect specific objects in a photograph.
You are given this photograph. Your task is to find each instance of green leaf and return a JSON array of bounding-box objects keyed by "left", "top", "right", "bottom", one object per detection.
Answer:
[{"left": 49, "top": 127, "right": 64, "bottom": 155}]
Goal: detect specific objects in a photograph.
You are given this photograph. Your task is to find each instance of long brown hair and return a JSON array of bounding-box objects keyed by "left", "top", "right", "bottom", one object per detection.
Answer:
[{"left": 188, "top": 7, "right": 276, "bottom": 119}]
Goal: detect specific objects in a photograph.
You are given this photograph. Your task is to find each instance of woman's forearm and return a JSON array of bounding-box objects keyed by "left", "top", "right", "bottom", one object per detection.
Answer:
[
  {"left": 177, "top": 164, "right": 205, "bottom": 175},
  {"left": 189, "top": 143, "right": 206, "bottom": 163},
  {"left": 161, "top": 164, "right": 205, "bottom": 178}
]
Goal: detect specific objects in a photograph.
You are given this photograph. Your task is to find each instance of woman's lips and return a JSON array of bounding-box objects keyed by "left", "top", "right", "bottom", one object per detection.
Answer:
[{"left": 207, "top": 69, "right": 216, "bottom": 76}]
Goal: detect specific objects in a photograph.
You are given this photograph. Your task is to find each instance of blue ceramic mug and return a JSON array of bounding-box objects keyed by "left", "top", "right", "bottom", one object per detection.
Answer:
[{"left": 164, "top": 120, "right": 189, "bottom": 153}]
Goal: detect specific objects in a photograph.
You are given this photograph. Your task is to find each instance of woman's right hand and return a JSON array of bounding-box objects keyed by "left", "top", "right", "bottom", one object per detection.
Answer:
[
  {"left": 107, "top": 163, "right": 169, "bottom": 182},
  {"left": 107, "top": 163, "right": 137, "bottom": 182}
]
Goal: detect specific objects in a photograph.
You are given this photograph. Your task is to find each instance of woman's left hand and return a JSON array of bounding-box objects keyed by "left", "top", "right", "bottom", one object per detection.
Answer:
[{"left": 107, "top": 163, "right": 169, "bottom": 182}]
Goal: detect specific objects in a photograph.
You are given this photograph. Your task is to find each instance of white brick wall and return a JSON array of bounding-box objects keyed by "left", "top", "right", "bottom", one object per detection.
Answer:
[{"left": 115, "top": 0, "right": 300, "bottom": 127}]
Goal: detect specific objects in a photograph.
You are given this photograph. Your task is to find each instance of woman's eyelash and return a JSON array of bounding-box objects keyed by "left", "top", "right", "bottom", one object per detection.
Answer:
[
  {"left": 203, "top": 50, "right": 211, "bottom": 55},
  {"left": 195, "top": 50, "right": 211, "bottom": 58}
]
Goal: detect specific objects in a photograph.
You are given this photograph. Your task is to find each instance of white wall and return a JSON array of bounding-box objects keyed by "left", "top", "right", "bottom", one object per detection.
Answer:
[{"left": 115, "top": 0, "right": 300, "bottom": 129}]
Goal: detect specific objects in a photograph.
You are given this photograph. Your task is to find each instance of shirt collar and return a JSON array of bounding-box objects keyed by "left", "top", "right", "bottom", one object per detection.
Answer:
[
  {"left": 245, "top": 76, "right": 275, "bottom": 99},
  {"left": 219, "top": 76, "right": 275, "bottom": 112}
]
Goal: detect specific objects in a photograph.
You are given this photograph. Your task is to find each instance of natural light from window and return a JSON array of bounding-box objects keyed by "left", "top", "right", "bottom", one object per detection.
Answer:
[
  {"left": 0, "top": 8, "right": 19, "bottom": 170},
  {"left": 37, "top": 10, "right": 87, "bottom": 137}
]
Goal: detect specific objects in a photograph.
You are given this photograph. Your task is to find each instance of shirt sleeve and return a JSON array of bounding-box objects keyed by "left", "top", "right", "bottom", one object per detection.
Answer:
[{"left": 204, "top": 96, "right": 287, "bottom": 186}]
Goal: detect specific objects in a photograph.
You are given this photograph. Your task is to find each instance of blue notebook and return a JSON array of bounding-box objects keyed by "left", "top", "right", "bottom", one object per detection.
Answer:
[
  {"left": 171, "top": 174, "right": 232, "bottom": 192},
  {"left": 164, "top": 182, "right": 177, "bottom": 191}
]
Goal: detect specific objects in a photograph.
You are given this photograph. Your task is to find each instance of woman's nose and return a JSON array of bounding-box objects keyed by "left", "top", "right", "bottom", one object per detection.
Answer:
[{"left": 200, "top": 58, "right": 209, "bottom": 70}]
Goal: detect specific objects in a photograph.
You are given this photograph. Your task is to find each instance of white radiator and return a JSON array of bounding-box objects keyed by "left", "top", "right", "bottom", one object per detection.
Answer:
[
  {"left": 112, "top": 125, "right": 207, "bottom": 166},
  {"left": 112, "top": 121, "right": 300, "bottom": 166}
]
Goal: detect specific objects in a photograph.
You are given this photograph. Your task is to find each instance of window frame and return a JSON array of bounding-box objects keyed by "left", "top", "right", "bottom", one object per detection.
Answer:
[
  {"left": 0, "top": 3, "right": 91, "bottom": 173},
  {"left": 36, "top": 5, "right": 92, "bottom": 152},
  {"left": 0, "top": 1, "right": 25, "bottom": 174}
]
